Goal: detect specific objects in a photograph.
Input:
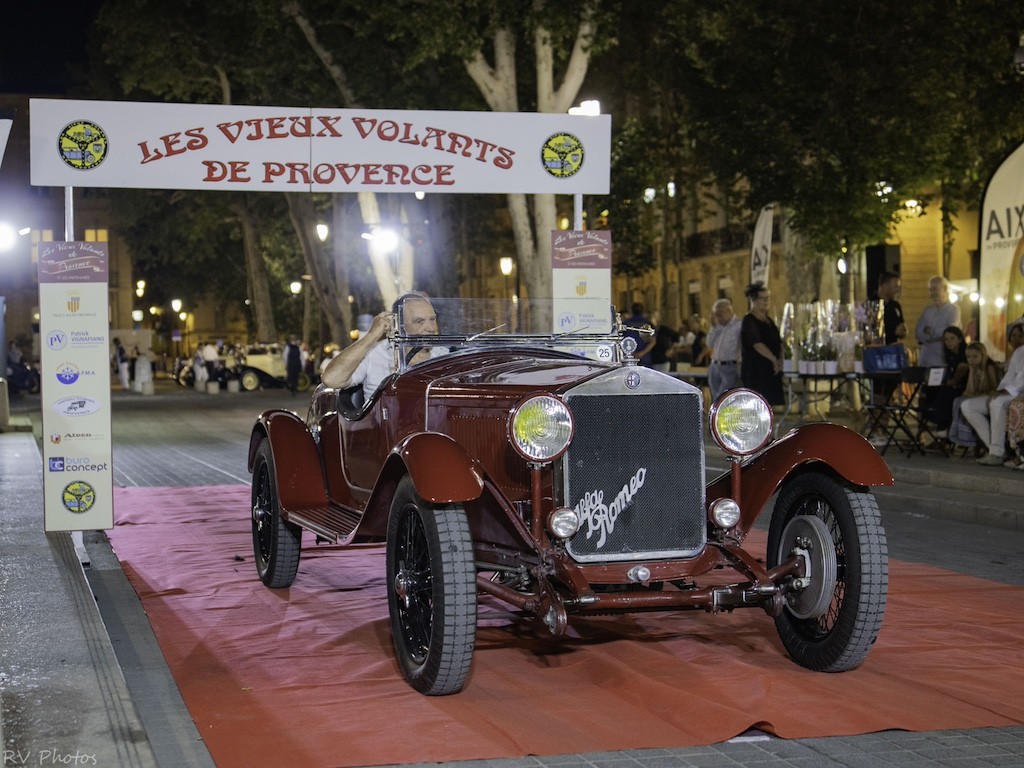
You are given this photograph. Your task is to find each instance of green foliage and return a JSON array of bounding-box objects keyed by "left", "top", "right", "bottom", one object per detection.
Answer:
[
  {"left": 662, "top": 0, "right": 1024, "bottom": 253},
  {"left": 109, "top": 189, "right": 303, "bottom": 330}
]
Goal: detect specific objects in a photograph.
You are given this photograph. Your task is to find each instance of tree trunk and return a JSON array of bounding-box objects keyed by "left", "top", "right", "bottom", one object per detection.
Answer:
[
  {"left": 464, "top": 12, "right": 596, "bottom": 301},
  {"left": 284, "top": 192, "right": 351, "bottom": 345},
  {"left": 286, "top": 4, "right": 408, "bottom": 308},
  {"left": 231, "top": 198, "right": 277, "bottom": 342}
]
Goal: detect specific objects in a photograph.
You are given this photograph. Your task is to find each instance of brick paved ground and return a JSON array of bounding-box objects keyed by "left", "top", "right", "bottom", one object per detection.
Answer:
[{"left": 3, "top": 379, "right": 1023, "bottom": 767}]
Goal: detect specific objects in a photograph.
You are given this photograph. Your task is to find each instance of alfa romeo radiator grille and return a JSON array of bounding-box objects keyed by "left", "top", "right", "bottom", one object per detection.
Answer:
[{"left": 562, "top": 390, "right": 705, "bottom": 562}]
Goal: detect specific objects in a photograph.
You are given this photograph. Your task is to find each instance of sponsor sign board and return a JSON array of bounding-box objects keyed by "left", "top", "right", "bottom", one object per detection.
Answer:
[
  {"left": 551, "top": 231, "right": 613, "bottom": 357},
  {"left": 38, "top": 242, "right": 113, "bottom": 531}
]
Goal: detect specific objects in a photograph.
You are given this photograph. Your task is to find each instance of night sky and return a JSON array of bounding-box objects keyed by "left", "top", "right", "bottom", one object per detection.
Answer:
[{"left": 1, "top": 0, "right": 105, "bottom": 95}]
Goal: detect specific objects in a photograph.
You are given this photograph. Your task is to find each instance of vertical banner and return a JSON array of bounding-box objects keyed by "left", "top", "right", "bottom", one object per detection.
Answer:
[
  {"left": 980, "top": 141, "right": 1024, "bottom": 360},
  {"left": 0, "top": 106, "right": 14, "bottom": 169},
  {"left": 551, "top": 231, "right": 613, "bottom": 358},
  {"left": 750, "top": 204, "right": 774, "bottom": 287},
  {"left": 38, "top": 242, "right": 114, "bottom": 531}
]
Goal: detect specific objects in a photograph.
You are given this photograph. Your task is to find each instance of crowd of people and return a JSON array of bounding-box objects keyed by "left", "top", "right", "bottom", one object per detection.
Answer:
[{"left": 622, "top": 273, "right": 1024, "bottom": 471}]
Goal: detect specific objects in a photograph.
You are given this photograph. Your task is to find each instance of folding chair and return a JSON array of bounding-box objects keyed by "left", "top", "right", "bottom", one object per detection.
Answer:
[
  {"left": 866, "top": 367, "right": 929, "bottom": 456},
  {"left": 908, "top": 368, "right": 952, "bottom": 456}
]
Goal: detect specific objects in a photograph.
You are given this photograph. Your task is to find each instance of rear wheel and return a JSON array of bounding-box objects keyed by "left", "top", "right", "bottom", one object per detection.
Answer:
[
  {"left": 767, "top": 472, "right": 887, "bottom": 672},
  {"left": 297, "top": 372, "right": 312, "bottom": 392},
  {"left": 250, "top": 439, "right": 301, "bottom": 588},
  {"left": 386, "top": 476, "right": 476, "bottom": 695},
  {"left": 240, "top": 369, "right": 261, "bottom": 391}
]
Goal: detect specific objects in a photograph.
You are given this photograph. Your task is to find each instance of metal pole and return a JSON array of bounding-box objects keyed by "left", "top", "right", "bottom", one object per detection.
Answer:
[
  {"left": 64, "top": 187, "right": 74, "bottom": 241},
  {"left": 573, "top": 193, "right": 583, "bottom": 230}
]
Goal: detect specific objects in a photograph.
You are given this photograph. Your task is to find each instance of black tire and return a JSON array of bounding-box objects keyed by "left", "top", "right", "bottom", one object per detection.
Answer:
[
  {"left": 767, "top": 471, "right": 888, "bottom": 672},
  {"left": 250, "top": 439, "right": 301, "bottom": 588},
  {"left": 240, "top": 369, "right": 261, "bottom": 391},
  {"left": 386, "top": 476, "right": 476, "bottom": 695}
]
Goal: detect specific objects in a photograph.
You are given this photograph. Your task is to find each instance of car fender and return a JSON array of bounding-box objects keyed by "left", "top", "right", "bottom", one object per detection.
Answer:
[
  {"left": 355, "top": 433, "right": 486, "bottom": 540},
  {"left": 248, "top": 409, "right": 328, "bottom": 510},
  {"left": 707, "top": 422, "right": 894, "bottom": 524},
  {"left": 396, "top": 432, "right": 485, "bottom": 504}
]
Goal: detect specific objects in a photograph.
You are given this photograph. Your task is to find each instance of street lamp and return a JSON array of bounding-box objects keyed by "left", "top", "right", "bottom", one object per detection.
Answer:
[
  {"left": 362, "top": 227, "right": 402, "bottom": 295},
  {"left": 316, "top": 223, "right": 329, "bottom": 242},
  {"left": 499, "top": 256, "right": 513, "bottom": 299},
  {"left": 0, "top": 223, "right": 16, "bottom": 251}
]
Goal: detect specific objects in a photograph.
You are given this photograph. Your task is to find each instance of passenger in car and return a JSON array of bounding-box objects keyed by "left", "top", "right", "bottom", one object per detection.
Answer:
[{"left": 322, "top": 291, "right": 440, "bottom": 400}]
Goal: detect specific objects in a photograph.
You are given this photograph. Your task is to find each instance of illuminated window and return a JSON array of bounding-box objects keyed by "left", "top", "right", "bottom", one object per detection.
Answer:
[
  {"left": 29, "top": 229, "right": 55, "bottom": 264},
  {"left": 85, "top": 229, "right": 109, "bottom": 242}
]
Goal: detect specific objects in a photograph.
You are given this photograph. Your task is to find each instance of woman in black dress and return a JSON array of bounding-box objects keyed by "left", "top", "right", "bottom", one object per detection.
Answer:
[{"left": 740, "top": 282, "right": 784, "bottom": 405}]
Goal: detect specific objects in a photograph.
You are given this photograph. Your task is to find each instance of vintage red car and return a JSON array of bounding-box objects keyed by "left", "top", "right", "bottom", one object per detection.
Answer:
[{"left": 248, "top": 298, "right": 891, "bottom": 695}]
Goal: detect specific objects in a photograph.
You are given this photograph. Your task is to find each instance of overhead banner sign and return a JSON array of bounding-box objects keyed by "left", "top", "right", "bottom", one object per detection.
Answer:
[
  {"left": 551, "top": 230, "right": 613, "bottom": 356},
  {"left": 38, "top": 242, "right": 114, "bottom": 532},
  {"left": 750, "top": 204, "right": 773, "bottom": 287},
  {"left": 980, "top": 140, "right": 1024, "bottom": 360},
  {"left": 30, "top": 99, "right": 611, "bottom": 195}
]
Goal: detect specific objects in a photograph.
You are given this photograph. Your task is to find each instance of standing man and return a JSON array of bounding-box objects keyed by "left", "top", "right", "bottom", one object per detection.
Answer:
[
  {"left": 875, "top": 271, "right": 907, "bottom": 344},
  {"left": 915, "top": 276, "right": 960, "bottom": 367},
  {"left": 622, "top": 302, "right": 656, "bottom": 367},
  {"left": 283, "top": 336, "right": 302, "bottom": 395},
  {"left": 706, "top": 298, "right": 742, "bottom": 401},
  {"left": 112, "top": 337, "right": 130, "bottom": 391}
]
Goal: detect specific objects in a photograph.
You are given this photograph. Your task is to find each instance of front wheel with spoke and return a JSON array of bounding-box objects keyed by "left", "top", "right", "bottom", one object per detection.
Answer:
[
  {"left": 386, "top": 476, "right": 476, "bottom": 695},
  {"left": 767, "top": 471, "right": 888, "bottom": 672}
]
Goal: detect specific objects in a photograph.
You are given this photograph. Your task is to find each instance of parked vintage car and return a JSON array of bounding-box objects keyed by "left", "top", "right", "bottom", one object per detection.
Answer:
[
  {"left": 248, "top": 298, "right": 891, "bottom": 695},
  {"left": 5, "top": 358, "right": 41, "bottom": 395},
  {"left": 236, "top": 343, "right": 311, "bottom": 392}
]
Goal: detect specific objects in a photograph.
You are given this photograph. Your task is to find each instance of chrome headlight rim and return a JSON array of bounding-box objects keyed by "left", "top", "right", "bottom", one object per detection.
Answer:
[
  {"left": 508, "top": 393, "right": 574, "bottom": 463},
  {"left": 547, "top": 506, "right": 581, "bottom": 539},
  {"left": 709, "top": 388, "right": 774, "bottom": 457},
  {"left": 709, "top": 497, "right": 742, "bottom": 529}
]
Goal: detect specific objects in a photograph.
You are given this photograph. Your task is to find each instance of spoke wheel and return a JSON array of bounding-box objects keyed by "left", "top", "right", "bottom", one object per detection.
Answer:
[
  {"left": 386, "top": 476, "right": 476, "bottom": 695},
  {"left": 767, "top": 471, "right": 888, "bottom": 672},
  {"left": 250, "top": 439, "right": 301, "bottom": 588},
  {"left": 240, "top": 370, "right": 261, "bottom": 391}
]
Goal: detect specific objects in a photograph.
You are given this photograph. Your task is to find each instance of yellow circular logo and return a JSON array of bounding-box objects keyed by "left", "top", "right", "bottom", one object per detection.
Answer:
[
  {"left": 62, "top": 481, "right": 96, "bottom": 514},
  {"left": 541, "top": 133, "right": 585, "bottom": 178},
  {"left": 57, "top": 121, "right": 109, "bottom": 171}
]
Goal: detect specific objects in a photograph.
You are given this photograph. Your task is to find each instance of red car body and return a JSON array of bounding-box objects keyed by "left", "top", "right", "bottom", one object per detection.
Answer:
[{"left": 249, "top": 300, "right": 892, "bottom": 694}]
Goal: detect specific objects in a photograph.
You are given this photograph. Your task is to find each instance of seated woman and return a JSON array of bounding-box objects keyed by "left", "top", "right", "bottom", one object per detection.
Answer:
[
  {"left": 948, "top": 341, "right": 1002, "bottom": 447},
  {"left": 922, "top": 326, "right": 968, "bottom": 436}
]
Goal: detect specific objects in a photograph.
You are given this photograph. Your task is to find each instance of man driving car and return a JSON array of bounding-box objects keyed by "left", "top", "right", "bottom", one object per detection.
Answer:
[{"left": 322, "top": 291, "right": 440, "bottom": 400}]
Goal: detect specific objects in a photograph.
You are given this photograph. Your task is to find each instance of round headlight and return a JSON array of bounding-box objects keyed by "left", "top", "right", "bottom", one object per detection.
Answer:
[
  {"left": 509, "top": 394, "right": 574, "bottom": 462},
  {"left": 709, "top": 388, "right": 773, "bottom": 456},
  {"left": 709, "top": 498, "right": 742, "bottom": 529},
  {"left": 548, "top": 507, "right": 581, "bottom": 539}
]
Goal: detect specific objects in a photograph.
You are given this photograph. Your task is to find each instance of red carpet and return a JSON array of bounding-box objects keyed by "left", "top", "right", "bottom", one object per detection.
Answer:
[{"left": 109, "top": 485, "right": 1024, "bottom": 768}]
